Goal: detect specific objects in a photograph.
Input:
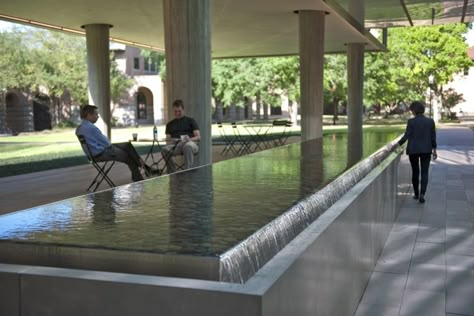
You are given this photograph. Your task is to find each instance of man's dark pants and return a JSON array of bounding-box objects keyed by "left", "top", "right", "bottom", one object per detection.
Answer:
[{"left": 96, "top": 142, "right": 144, "bottom": 181}]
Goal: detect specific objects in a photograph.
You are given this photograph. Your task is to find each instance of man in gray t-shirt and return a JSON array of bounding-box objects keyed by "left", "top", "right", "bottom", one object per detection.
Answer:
[{"left": 162, "top": 100, "right": 200, "bottom": 172}]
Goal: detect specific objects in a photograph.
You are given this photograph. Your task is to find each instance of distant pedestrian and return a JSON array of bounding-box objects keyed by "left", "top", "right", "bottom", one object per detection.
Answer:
[{"left": 391, "top": 101, "right": 437, "bottom": 203}]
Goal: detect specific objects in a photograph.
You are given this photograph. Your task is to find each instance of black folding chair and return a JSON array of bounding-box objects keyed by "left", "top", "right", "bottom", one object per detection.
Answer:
[
  {"left": 271, "top": 120, "right": 292, "bottom": 147},
  {"left": 77, "top": 135, "right": 116, "bottom": 192},
  {"left": 217, "top": 122, "right": 238, "bottom": 156},
  {"left": 231, "top": 122, "right": 252, "bottom": 155}
]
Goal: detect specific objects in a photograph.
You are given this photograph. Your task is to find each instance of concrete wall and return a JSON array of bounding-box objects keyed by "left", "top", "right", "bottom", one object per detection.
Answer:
[
  {"left": 0, "top": 151, "right": 408, "bottom": 316},
  {"left": 258, "top": 153, "right": 404, "bottom": 316}
]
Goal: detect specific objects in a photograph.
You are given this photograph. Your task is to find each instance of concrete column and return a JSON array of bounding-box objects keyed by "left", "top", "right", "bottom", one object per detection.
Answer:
[
  {"left": 263, "top": 103, "right": 269, "bottom": 120},
  {"left": 229, "top": 104, "right": 236, "bottom": 122},
  {"left": 299, "top": 10, "right": 325, "bottom": 141},
  {"left": 163, "top": 0, "right": 211, "bottom": 167},
  {"left": 236, "top": 106, "right": 244, "bottom": 121},
  {"left": 246, "top": 97, "right": 253, "bottom": 120},
  {"left": 83, "top": 24, "right": 112, "bottom": 139},
  {"left": 0, "top": 94, "right": 5, "bottom": 134},
  {"left": 347, "top": 43, "right": 365, "bottom": 166},
  {"left": 347, "top": 0, "right": 365, "bottom": 166},
  {"left": 215, "top": 102, "right": 223, "bottom": 122},
  {"left": 256, "top": 95, "right": 261, "bottom": 120}
]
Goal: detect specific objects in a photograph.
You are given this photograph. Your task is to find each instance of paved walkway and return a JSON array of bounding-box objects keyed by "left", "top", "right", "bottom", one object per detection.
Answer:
[
  {"left": 355, "top": 124, "right": 474, "bottom": 316},
  {"left": 2, "top": 126, "right": 473, "bottom": 316}
]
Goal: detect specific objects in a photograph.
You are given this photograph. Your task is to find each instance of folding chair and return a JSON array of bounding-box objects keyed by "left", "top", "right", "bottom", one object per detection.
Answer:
[
  {"left": 231, "top": 122, "right": 252, "bottom": 155},
  {"left": 77, "top": 135, "right": 116, "bottom": 192},
  {"left": 271, "top": 120, "right": 292, "bottom": 147},
  {"left": 217, "top": 122, "right": 238, "bottom": 156}
]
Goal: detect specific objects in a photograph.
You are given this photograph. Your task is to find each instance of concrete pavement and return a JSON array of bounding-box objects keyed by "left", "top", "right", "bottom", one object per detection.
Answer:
[{"left": 355, "top": 124, "right": 474, "bottom": 316}]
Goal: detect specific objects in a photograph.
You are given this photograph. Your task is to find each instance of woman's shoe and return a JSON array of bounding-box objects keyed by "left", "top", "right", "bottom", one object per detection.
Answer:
[{"left": 419, "top": 194, "right": 425, "bottom": 204}]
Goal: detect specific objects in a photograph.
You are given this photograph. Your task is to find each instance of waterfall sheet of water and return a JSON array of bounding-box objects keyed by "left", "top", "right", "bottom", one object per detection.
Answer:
[
  {"left": 219, "top": 145, "right": 392, "bottom": 283},
  {"left": 0, "top": 132, "right": 401, "bottom": 282}
]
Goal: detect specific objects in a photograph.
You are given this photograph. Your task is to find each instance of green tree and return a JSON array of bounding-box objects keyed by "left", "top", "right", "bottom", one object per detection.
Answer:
[
  {"left": 324, "top": 54, "right": 347, "bottom": 123},
  {"left": 441, "top": 88, "right": 464, "bottom": 119},
  {"left": 110, "top": 53, "right": 133, "bottom": 105},
  {"left": 0, "top": 28, "right": 38, "bottom": 92},
  {"left": 0, "top": 26, "right": 134, "bottom": 125},
  {"left": 212, "top": 56, "right": 300, "bottom": 121},
  {"left": 31, "top": 30, "right": 88, "bottom": 123},
  {"left": 365, "top": 23, "right": 473, "bottom": 115}
]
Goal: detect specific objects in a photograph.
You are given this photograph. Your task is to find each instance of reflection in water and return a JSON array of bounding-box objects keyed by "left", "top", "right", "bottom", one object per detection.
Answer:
[
  {"left": 300, "top": 137, "right": 324, "bottom": 197},
  {"left": 0, "top": 130, "right": 401, "bottom": 263},
  {"left": 89, "top": 186, "right": 146, "bottom": 226},
  {"left": 169, "top": 168, "right": 214, "bottom": 254},
  {"left": 91, "top": 191, "right": 117, "bottom": 225},
  {"left": 348, "top": 127, "right": 363, "bottom": 168}
]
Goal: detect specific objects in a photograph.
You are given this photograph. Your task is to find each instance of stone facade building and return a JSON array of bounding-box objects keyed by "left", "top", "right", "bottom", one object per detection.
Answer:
[{"left": 110, "top": 44, "right": 166, "bottom": 126}]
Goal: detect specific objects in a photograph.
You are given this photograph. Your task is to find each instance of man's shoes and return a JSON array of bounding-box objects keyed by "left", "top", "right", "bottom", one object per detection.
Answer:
[
  {"left": 150, "top": 168, "right": 161, "bottom": 176},
  {"left": 419, "top": 194, "right": 425, "bottom": 204},
  {"left": 132, "top": 174, "right": 145, "bottom": 182},
  {"left": 413, "top": 195, "right": 419, "bottom": 200},
  {"left": 143, "top": 164, "right": 160, "bottom": 177},
  {"left": 143, "top": 165, "right": 151, "bottom": 177}
]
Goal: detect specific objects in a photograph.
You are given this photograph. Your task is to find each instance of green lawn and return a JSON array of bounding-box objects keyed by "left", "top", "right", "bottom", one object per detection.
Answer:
[{"left": 0, "top": 123, "right": 404, "bottom": 178}]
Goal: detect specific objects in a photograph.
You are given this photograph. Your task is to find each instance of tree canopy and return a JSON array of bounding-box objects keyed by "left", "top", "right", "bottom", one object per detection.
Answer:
[
  {"left": 211, "top": 23, "right": 473, "bottom": 115},
  {"left": 365, "top": 23, "right": 473, "bottom": 109},
  {"left": 0, "top": 26, "right": 132, "bottom": 108},
  {"left": 0, "top": 22, "right": 472, "bottom": 124}
]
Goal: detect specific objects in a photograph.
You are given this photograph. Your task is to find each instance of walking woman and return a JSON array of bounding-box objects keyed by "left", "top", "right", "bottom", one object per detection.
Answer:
[{"left": 392, "top": 101, "right": 437, "bottom": 203}]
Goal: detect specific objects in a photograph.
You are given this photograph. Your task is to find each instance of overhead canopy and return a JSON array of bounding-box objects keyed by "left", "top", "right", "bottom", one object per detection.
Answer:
[
  {"left": 0, "top": 0, "right": 471, "bottom": 58},
  {"left": 0, "top": 0, "right": 383, "bottom": 58}
]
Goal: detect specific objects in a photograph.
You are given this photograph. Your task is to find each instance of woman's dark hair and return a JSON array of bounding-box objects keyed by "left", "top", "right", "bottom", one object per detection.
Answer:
[{"left": 409, "top": 101, "right": 425, "bottom": 115}]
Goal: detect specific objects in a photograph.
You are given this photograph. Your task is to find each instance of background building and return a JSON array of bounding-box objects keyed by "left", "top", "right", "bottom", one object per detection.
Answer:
[{"left": 110, "top": 43, "right": 166, "bottom": 127}]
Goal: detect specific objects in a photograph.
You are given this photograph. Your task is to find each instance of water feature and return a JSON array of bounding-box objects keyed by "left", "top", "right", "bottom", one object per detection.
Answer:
[{"left": 0, "top": 130, "right": 400, "bottom": 283}]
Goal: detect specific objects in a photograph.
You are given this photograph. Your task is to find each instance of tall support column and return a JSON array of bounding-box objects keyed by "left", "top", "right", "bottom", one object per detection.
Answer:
[
  {"left": 163, "top": 0, "right": 211, "bottom": 167},
  {"left": 347, "top": 43, "right": 365, "bottom": 166},
  {"left": 83, "top": 24, "right": 112, "bottom": 139},
  {"left": 299, "top": 10, "right": 325, "bottom": 141},
  {"left": 347, "top": 0, "right": 365, "bottom": 166}
]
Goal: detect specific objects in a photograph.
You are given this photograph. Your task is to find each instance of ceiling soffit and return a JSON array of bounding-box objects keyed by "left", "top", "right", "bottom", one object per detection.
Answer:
[{"left": 0, "top": 0, "right": 385, "bottom": 58}]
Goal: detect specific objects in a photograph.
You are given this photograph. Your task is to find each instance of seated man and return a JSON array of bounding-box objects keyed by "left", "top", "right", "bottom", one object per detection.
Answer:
[
  {"left": 76, "top": 104, "right": 150, "bottom": 182},
  {"left": 162, "top": 99, "right": 200, "bottom": 172}
]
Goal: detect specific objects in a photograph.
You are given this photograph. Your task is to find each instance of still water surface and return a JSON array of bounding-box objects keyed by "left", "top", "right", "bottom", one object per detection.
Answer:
[{"left": 0, "top": 130, "right": 400, "bottom": 256}]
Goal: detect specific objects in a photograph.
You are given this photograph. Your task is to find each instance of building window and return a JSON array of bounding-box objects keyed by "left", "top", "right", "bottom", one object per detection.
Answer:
[
  {"left": 144, "top": 57, "right": 150, "bottom": 71},
  {"left": 134, "top": 57, "right": 140, "bottom": 70},
  {"left": 150, "top": 57, "right": 157, "bottom": 72}
]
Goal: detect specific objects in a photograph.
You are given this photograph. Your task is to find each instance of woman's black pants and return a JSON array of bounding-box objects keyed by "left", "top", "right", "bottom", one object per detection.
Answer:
[{"left": 409, "top": 153, "right": 432, "bottom": 196}]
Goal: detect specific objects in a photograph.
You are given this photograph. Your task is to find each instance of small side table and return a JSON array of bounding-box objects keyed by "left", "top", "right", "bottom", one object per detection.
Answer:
[{"left": 131, "top": 138, "right": 180, "bottom": 175}]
